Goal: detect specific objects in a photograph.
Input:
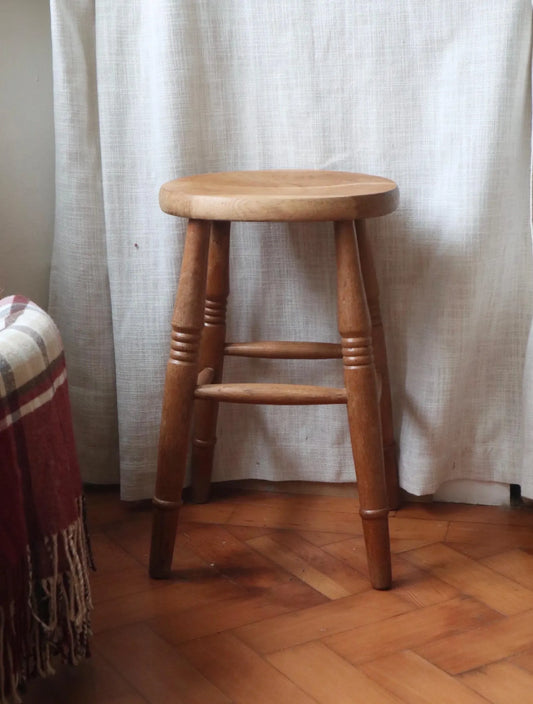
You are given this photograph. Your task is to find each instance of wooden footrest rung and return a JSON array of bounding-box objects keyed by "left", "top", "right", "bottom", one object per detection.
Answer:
[
  {"left": 194, "top": 382, "right": 347, "bottom": 405},
  {"left": 224, "top": 341, "right": 342, "bottom": 359}
]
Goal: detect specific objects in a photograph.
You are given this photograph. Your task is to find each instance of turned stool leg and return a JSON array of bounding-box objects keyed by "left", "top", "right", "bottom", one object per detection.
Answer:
[
  {"left": 150, "top": 219, "right": 211, "bottom": 578},
  {"left": 190, "top": 221, "right": 231, "bottom": 503},
  {"left": 355, "top": 219, "right": 400, "bottom": 510},
  {"left": 335, "top": 220, "right": 392, "bottom": 590}
]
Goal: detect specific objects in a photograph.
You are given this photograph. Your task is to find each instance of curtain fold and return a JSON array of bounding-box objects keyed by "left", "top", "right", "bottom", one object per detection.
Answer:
[
  {"left": 50, "top": 0, "right": 533, "bottom": 501},
  {"left": 49, "top": 0, "right": 120, "bottom": 484}
]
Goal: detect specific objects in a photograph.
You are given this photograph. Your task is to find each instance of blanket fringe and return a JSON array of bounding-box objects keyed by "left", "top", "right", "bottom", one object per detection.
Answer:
[{"left": 1, "top": 500, "right": 93, "bottom": 704}]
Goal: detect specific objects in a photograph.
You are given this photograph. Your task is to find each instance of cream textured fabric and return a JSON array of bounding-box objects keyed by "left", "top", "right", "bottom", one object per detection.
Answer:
[{"left": 49, "top": 0, "right": 533, "bottom": 501}]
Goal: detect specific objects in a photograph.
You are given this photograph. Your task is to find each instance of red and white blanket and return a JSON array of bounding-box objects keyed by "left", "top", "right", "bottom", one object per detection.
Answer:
[{"left": 0, "top": 296, "right": 92, "bottom": 703}]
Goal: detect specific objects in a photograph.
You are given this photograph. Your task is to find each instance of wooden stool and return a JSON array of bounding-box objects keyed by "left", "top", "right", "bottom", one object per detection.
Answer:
[{"left": 150, "top": 170, "right": 399, "bottom": 590}]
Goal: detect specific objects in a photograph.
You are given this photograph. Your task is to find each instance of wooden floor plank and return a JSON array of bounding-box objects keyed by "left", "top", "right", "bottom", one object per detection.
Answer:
[
  {"left": 22, "top": 652, "right": 148, "bottom": 704},
  {"left": 221, "top": 491, "right": 360, "bottom": 515},
  {"left": 176, "top": 632, "right": 316, "bottom": 704},
  {"left": 97, "top": 697, "right": 147, "bottom": 704},
  {"left": 396, "top": 501, "right": 533, "bottom": 527},
  {"left": 179, "top": 501, "right": 237, "bottom": 525},
  {"left": 150, "top": 579, "right": 326, "bottom": 645},
  {"left": 226, "top": 502, "right": 361, "bottom": 534},
  {"left": 25, "top": 487, "right": 533, "bottom": 704},
  {"left": 84, "top": 488, "right": 148, "bottom": 529},
  {"left": 178, "top": 523, "right": 296, "bottom": 589},
  {"left": 392, "top": 570, "right": 461, "bottom": 608},
  {"left": 445, "top": 521, "right": 533, "bottom": 556},
  {"left": 414, "top": 609, "right": 533, "bottom": 674},
  {"left": 361, "top": 651, "right": 491, "bottom": 704},
  {"left": 90, "top": 531, "right": 144, "bottom": 572},
  {"left": 323, "top": 539, "right": 459, "bottom": 607},
  {"left": 233, "top": 589, "right": 413, "bottom": 654},
  {"left": 224, "top": 524, "right": 275, "bottom": 541},
  {"left": 294, "top": 529, "right": 356, "bottom": 546},
  {"left": 324, "top": 596, "right": 500, "bottom": 666},
  {"left": 305, "top": 536, "right": 370, "bottom": 575},
  {"left": 90, "top": 564, "right": 170, "bottom": 605},
  {"left": 388, "top": 516, "right": 450, "bottom": 552},
  {"left": 508, "top": 647, "right": 533, "bottom": 674},
  {"left": 401, "top": 543, "right": 533, "bottom": 615},
  {"left": 322, "top": 515, "right": 449, "bottom": 563},
  {"left": 95, "top": 623, "right": 231, "bottom": 704},
  {"left": 96, "top": 513, "right": 152, "bottom": 566},
  {"left": 444, "top": 541, "right": 511, "bottom": 561},
  {"left": 460, "top": 662, "right": 533, "bottom": 704},
  {"left": 480, "top": 548, "right": 533, "bottom": 590},
  {"left": 91, "top": 574, "right": 244, "bottom": 634},
  {"left": 267, "top": 641, "right": 404, "bottom": 704},
  {"left": 246, "top": 533, "right": 368, "bottom": 598}
]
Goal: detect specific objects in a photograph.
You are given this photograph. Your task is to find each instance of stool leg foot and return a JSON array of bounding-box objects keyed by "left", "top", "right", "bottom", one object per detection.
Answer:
[
  {"left": 335, "top": 220, "right": 392, "bottom": 590},
  {"left": 191, "top": 222, "right": 231, "bottom": 503},
  {"left": 355, "top": 219, "right": 400, "bottom": 510},
  {"left": 360, "top": 509, "right": 392, "bottom": 589},
  {"left": 150, "top": 500, "right": 180, "bottom": 579},
  {"left": 150, "top": 219, "right": 211, "bottom": 579}
]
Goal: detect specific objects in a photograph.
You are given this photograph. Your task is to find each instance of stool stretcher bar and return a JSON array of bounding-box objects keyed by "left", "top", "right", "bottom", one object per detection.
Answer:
[
  {"left": 194, "top": 382, "right": 348, "bottom": 405},
  {"left": 224, "top": 341, "right": 342, "bottom": 359}
]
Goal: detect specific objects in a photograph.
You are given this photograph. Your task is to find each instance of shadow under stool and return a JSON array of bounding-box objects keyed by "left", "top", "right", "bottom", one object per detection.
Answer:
[{"left": 149, "top": 169, "right": 399, "bottom": 590}]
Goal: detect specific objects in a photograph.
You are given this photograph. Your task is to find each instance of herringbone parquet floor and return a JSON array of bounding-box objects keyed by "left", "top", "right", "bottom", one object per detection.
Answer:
[{"left": 24, "top": 484, "right": 533, "bottom": 703}]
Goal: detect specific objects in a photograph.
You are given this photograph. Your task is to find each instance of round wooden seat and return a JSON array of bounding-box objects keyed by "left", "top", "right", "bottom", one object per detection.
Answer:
[{"left": 160, "top": 169, "right": 399, "bottom": 222}]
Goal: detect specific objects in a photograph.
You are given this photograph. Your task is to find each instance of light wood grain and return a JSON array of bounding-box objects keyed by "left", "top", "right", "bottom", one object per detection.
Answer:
[
  {"left": 22, "top": 653, "right": 147, "bottom": 704},
  {"left": 27, "top": 488, "right": 533, "bottom": 703},
  {"left": 160, "top": 170, "right": 399, "bottom": 222},
  {"left": 224, "top": 340, "right": 342, "bottom": 358},
  {"left": 394, "top": 501, "right": 533, "bottom": 526},
  {"left": 247, "top": 535, "right": 355, "bottom": 599},
  {"left": 414, "top": 609, "right": 533, "bottom": 674},
  {"left": 179, "top": 523, "right": 296, "bottom": 589},
  {"left": 361, "top": 651, "right": 490, "bottom": 704},
  {"left": 247, "top": 531, "right": 369, "bottom": 596},
  {"left": 91, "top": 577, "right": 242, "bottom": 635},
  {"left": 446, "top": 520, "right": 533, "bottom": 556},
  {"left": 460, "top": 661, "right": 533, "bottom": 704},
  {"left": 194, "top": 382, "right": 347, "bottom": 404},
  {"left": 324, "top": 596, "right": 499, "bottom": 665},
  {"left": 233, "top": 589, "right": 413, "bottom": 654},
  {"left": 267, "top": 641, "right": 404, "bottom": 704},
  {"left": 509, "top": 646, "right": 533, "bottom": 674},
  {"left": 481, "top": 548, "right": 533, "bottom": 590},
  {"left": 292, "top": 536, "right": 459, "bottom": 607},
  {"left": 95, "top": 623, "right": 231, "bottom": 704},
  {"left": 227, "top": 502, "right": 363, "bottom": 534},
  {"left": 150, "top": 580, "right": 326, "bottom": 645},
  {"left": 402, "top": 542, "right": 533, "bottom": 615},
  {"left": 176, "top": 633, "right": 316, "bottom": 704}
]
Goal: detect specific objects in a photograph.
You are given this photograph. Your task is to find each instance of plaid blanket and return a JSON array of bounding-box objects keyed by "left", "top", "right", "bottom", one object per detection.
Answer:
[{"left": 0, "top": 296, "right": 92, "bottom": 703}]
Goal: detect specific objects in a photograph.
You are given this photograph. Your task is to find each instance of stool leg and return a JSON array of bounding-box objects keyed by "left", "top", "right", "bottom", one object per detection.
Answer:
[
  {"left": 335, "top": 220, "right": 392, "bottom": 590},
  {"left": 355, "top": 219, "right": 400, "bottom": 510},
  {"left": 190, "top": 221, "right": 231, "bottom": 503},
  {"left": 150, "top": 219, "right": 211, "bottom": 578}
]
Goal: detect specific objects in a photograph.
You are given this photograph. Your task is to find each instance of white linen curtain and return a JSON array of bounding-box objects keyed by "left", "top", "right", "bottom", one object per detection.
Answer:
[{"left": 49, "top": 0, "right": 533, "bottom": 501}]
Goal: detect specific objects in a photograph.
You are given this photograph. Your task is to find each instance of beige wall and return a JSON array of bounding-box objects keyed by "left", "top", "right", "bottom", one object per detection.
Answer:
[{"left": 0, "top": 0, "right": 54, "bottom": 309}]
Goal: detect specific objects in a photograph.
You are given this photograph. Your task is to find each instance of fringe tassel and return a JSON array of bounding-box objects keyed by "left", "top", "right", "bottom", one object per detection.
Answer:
[{"left": 1, "top": 506, "right": 93, "bottom": 704}]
